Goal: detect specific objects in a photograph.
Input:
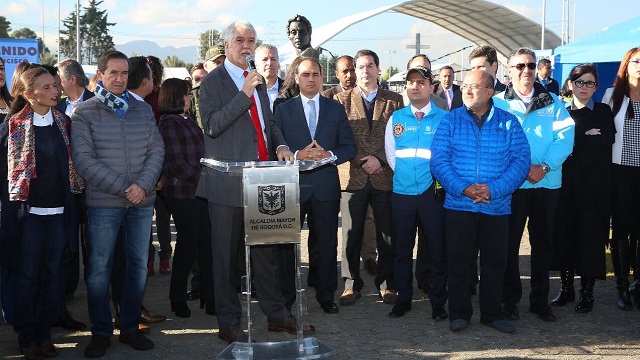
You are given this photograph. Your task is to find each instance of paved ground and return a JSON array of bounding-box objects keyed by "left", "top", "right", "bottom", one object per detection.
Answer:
[{"left": 2, "top": 223, "right": 640, "bottom": 359}]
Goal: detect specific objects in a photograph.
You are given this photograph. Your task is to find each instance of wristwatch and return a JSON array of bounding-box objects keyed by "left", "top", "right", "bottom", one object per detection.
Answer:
[{"left": 541, "top": 163, "right": 551, "bottom": 173}]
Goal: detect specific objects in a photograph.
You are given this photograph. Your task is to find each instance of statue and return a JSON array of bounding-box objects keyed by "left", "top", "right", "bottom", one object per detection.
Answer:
[{"left": 287, "top": 14, "right": 319, "bottom": 61}]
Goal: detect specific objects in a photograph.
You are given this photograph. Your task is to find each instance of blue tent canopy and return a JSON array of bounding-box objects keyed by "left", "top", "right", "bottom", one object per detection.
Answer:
[{"left": 553, "top": 16, "right": 640, "bottom": 101}]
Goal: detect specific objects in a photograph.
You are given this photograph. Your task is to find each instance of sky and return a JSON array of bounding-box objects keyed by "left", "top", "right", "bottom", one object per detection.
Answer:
[{"left": 2, "top": 0, "right": 639, "bottom": 71}]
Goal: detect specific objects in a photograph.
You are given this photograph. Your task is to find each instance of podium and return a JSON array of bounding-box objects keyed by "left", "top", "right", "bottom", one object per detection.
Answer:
[{"left": 201, "top": 158, "right": 337, "bottom": 360}]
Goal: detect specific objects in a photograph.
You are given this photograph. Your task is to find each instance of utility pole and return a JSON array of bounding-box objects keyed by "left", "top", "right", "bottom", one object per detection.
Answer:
[{"left": 76, "top": 0, "right": 80, "bottom": 63}]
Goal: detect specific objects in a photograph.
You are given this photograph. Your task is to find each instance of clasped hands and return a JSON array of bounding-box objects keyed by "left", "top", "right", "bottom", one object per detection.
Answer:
[
  {"left": 125, "top": 184, "right": 146, "bottom": 205},
  {"left": 295, "top": 140, "right": 330, "bottom": 161},
  {"left": 463, "top": 183, "right": 491, "bottom": 204}
]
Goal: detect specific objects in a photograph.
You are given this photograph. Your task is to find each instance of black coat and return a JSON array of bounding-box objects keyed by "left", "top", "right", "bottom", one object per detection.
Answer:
[{"left": 551, "top": 102, "right": 615, "bottom": 278}]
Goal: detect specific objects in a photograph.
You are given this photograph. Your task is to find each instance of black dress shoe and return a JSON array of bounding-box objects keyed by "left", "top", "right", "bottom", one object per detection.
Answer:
[
  {"left": 431, "top": 305, "right": 448, "bottom": 321},
  {"left": 388, "top": 301, "right": 412, "bottom": 318},
  {"left": 39, "top": 341, "right": 59, "bottom": 358},
  {"left": 171, "top": 302, "right": 192, "bottom": 318},
  {"left": 529, "top": 305, "right": 557, "bottom": 321},
  {"left": 320, "top": 302, "right": 339, "bottom": 314},
  {"left": 21, "top": 345, "right": 44, "bottom": 360},
  {"left": 55, "top": 311, "right": 86, "bottom": 331},
  {"left": 503, "top": 303, "right": 520, "bottom": 320}
]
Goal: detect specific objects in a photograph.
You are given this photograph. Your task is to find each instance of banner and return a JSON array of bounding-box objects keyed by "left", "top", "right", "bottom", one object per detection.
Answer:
[{"left": 0, "top": 38, "right": 40, "bottom": 89}]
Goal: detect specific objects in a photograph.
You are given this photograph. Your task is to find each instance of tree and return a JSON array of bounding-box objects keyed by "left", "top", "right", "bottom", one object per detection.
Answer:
[
  {"left": 199, "top": 29, "right": 222, "bottom": 60},
  {"left": 11, "top": 28, "right": 49, "bottom": 55},
  {"left": 319, "top": 54, "right": 338, "bottom": 85},
  {"left": 0, "top": 16, "right": 11, "bottom": 38},
  {"left": 163, "top": 55, "right": 186, "bottom": 68},
  {"left": 10, "top": 27, "right": 53, "bottom": 64},
  {"left": 60, "top": 0, "right": 115, "bottom": 64}
]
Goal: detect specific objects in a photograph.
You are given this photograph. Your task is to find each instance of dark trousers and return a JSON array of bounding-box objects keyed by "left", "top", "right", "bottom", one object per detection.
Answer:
[
  {"left": 208, "top": 203, "right": 288, "bottom": 328},
  {"left": 503, "top": 188, "right": 559, "bottom": 311},
  {"left": 611, "top": 164, "right": 640, "bottom": 278},
  {"left": 343, "top": 181, "right": 394, "bottom": 292},
  {"left": 165, "top": 197, "right": 213, "bottom": 304},
  {"left": 415, "top": 225, "right": 431, "bottom": 287},
  {"left": 149, "top": 191, "right": 172, "bottom": 262},
  {"left": 447, "top": 210, "right": 508, "bottom": 323},
  {"left": 392, "top": 188, "right": 447, "bottom": 305},
  {"left": 300, "top": 195, "right": 339, "bottom": 304},
  {"left": 13, "top": 213, "right": 65, "bottom": 348}
]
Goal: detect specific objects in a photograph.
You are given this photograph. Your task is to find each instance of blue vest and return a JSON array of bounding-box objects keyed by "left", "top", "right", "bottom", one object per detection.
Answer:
[{"left": 391, "top": 104, "right": 446, "bottom": 195}]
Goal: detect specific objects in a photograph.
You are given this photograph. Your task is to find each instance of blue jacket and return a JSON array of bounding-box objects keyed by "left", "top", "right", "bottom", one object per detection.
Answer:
[
  {"left": 431, "top": 104, "right": 530, "bottom": 215},
  {"left": 385, "top": 103, "right": 446, "bottom": 195},
  {"left": 493, "top": 83, "right": 574, "bottom": 189}
]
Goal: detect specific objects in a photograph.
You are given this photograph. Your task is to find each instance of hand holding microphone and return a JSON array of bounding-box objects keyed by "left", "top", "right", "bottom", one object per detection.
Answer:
[{"left": 241, "top": 54, "right": 263, "bottom": 97}]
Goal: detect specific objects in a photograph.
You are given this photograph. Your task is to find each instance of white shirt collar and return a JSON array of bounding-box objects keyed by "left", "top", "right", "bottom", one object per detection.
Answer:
[
  {"left": 410, "top": 102, "right": 433, "bottom": 118},
  {"left": 33, "top": 109, "right": 54, "bottom": 127}
]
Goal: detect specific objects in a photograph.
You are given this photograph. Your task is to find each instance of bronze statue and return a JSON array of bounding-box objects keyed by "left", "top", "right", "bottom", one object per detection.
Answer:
[{"left": 287, "top": 14, "right": 319, "bottom": 60}]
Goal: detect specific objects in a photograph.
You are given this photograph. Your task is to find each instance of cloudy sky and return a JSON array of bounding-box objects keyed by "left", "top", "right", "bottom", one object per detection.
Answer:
[{"left": 2, "top": 0, "right": 638, "bottom": 69}]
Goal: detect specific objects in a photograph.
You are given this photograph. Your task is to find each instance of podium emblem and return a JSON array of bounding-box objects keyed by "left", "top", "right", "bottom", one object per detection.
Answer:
[{"left": 258, "top": 185, "right": 286, "bottom": 215}]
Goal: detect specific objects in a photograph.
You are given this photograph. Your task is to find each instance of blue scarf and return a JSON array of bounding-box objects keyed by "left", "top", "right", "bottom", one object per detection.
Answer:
[{"left": 94, "top": 81, "right": 129, "bottom": 119}]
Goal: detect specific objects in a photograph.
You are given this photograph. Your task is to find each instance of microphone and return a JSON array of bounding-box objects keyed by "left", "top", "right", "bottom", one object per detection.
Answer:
[{"left": 246, "top": 54, "right": 262, "bottom": 91}]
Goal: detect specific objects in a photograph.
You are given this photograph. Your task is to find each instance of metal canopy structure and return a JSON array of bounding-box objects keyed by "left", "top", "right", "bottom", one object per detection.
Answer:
[
  {"left": 279, "top": 0, "right": 561, "bottom": 66},
  {"left": 392, "top": 0, "right": 561, "bottom": 60}
]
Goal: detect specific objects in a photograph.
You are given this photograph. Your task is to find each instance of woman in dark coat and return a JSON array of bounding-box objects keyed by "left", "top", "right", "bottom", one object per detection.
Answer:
[
  {"left": 157, "top": 78, "right": 214, "bottom": 317},
  {"left": 551, "top": 63, "right": 615, "bottom": 313}
]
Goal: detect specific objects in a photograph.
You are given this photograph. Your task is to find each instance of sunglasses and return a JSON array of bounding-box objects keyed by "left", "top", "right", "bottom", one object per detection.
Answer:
[
  {"left": 510, "top": 63, "right": 536, "bottom": 71},
  {"left": 573, "top": 80, "right": 597, "bottom": 88}
]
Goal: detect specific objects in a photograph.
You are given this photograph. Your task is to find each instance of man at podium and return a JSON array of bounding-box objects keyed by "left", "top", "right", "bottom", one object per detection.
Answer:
[{"left": 197, "top": 20, "right": 308, "bottom": 344}]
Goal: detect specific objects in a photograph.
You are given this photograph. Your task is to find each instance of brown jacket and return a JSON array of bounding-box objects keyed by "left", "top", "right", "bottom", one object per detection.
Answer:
[{"left": 335, "top": 88, "right": 403, "bottom": 192}]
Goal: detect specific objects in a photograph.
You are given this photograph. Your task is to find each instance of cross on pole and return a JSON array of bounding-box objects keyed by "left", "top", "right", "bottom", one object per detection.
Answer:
[{"left": 406, "top": 33, "right": 430, "bottom": 55}]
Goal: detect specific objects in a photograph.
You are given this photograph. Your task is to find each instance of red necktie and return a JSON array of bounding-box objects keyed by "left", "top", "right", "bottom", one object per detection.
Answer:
[
  {"left": 415, "top": 111, "right": 425, "bottom": 120},
  {"left": 243, "top": 71, "right": 269, "bottom": 161}
]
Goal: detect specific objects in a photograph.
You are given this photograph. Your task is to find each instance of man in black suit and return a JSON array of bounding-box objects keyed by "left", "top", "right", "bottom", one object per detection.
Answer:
[
  {"left": 255, "top": 44, "right": 283, "bottom": 111},
  {"left": 535, "top": 59, "right": 559, "bottom": 95},
  {"left": 435, "top": 65, "right": 463, "bottom": 110},
  {"left": 469, "top": 45, "right": 507, "bottom": 93},
  {"left": 196, "top": 20, "right": 311, "bottom": 344},
  {"left": 273, "top": 57, "right": 356, "bottom": 314},
  {"left": 54, "top": 58, "right": 93, "bottom": 332}
]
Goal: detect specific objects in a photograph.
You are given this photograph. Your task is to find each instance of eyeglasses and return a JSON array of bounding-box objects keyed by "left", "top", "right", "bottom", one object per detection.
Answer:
[
  {"left": 572, "top": 80, "right": 597, "bottom": 88},
  {"left": 510, "top": 63, "right": 536, "bottom": 71},
  {"left": 461, "top": 84, "right": 491, "bottom": 91}
]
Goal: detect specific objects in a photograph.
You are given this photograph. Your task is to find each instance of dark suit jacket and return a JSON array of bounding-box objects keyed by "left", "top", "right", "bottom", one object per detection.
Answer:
[
  {"left": 196, "top": 64, "right": 287, "bottom": 207},
  {"left": 55, "top": 89, "right": 95, "bottom": 115},
  {"left": 435, "top": 84, "right": 463, "bottom": 110},
  {"left": 494, "top": 81, "right": 507, "bottom": 93},
  {"left": 334, "top": 88, "right": 403, "bottom": 192},
  {"left": 273, "top": 95, "right": 356, "bottom": 202},
  {"left": 535, "top": 77, "right": 560, "bottom": 95}
]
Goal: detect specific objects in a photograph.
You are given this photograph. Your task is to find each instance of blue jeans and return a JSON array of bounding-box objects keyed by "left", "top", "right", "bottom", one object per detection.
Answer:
[
  {"left": 12, "top": 213, "right": 65, "bottom": 348},
  {"left": 85, "top": 205, "right": 153, "bottom": 336}
]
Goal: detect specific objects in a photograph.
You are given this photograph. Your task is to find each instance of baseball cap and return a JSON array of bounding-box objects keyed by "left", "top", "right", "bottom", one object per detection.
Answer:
[
  {"left": 206, "top": 45, "right": 225, "bottom": 61},
  {"left": 406, "top": 66, "right": 433, "bottom": 81}
]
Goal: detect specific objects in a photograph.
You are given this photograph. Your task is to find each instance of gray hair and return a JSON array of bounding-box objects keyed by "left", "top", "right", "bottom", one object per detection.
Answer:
[
  {"left": 508, "top": 47, "right": 536, "bottom": 65},
  {"left": 57, "top": 58, "right": 89, "bottom": 87},
  {"left": 222, "top": 20, "right": 257, "bottom": 44},
  {"left": 256, "top": 44, "right": 278, "bottom": 57}
]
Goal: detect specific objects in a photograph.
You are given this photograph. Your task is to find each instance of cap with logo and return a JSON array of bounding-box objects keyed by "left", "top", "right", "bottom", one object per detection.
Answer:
[
  {"left": 406, "top": 66, "right": 433, "bottom": 81},
  {"left": 206, "top": 45, "right": 225, "bottom": 61}
]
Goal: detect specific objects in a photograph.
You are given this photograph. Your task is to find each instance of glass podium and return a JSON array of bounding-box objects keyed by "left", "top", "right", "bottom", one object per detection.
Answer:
[{"left": 201, "top": 157, "right": 337, "bottom": 360}]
